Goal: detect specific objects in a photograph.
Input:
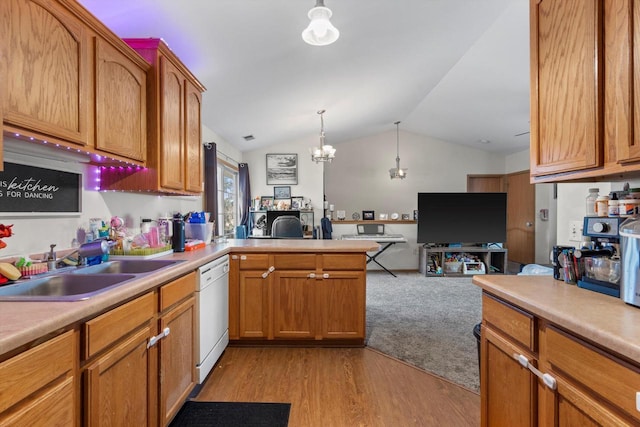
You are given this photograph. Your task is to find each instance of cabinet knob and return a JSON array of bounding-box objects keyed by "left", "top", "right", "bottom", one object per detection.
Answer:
[
  {"left": 308, "top": 273, "right": 316, "bottom": 279},
  {"left": 323, "top": 273, "right": 329, "bottom": 279}
]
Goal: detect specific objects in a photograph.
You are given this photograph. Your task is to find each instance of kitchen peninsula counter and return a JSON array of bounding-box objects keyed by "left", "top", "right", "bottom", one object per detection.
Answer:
[
  {"left": 474, "top": 274, "right": 640, "bottom": 425},
  {"left": 473, "top": 275, "right": 640, "bottom": 363},
  {"left": 0, "top": 239, "right": 379, "bottom": 357}
]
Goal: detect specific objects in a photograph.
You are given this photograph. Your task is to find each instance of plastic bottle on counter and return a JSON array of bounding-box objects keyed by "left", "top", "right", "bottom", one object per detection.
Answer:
[
  {"left": 586, "top": 188, "right": 599, "bottom": 217},
  {"left": 172, "top": 214, "right": 185, "bottom": 252},
  {"left": 596, "top": 195, "right": 609, "bottom": 217},
  {"left": 608, "top": 198, "right": 619, "bottom": 217}
]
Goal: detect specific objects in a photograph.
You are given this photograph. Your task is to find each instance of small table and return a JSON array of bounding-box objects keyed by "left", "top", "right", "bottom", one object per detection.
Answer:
[{"left": 341, "top": 234, "right": 407, "bottom": 277}]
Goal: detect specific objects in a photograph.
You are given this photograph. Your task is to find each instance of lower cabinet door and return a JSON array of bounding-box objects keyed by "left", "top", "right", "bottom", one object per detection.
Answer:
[
  {"left": 272, "top": 271, "right": 315, "bottom": 339},
  {"left": 159, "top": 297, "right": 196, "bottom": 426},
  {"left": 239, "top": 271, "right": 270, "bottom": 338},
  {"left": 84, "top": 324, "right": 155, "bottom": 427},
  {"left": 319, "top": 271, "right": 365, "bottom": 339},
  {"left": 481, "top": 326, "right": 537, "bottom": 427},
  {"left": 0, "top": 376, "right": 75, "bottom": 427}
]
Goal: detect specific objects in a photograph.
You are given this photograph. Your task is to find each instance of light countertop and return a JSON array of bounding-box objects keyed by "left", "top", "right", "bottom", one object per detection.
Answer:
[
  {"left": 473, "top": 275, "right": 640, "bottom": 364},
  {"left": 0, "top": 239, "right": 379, "bottom": 356}
]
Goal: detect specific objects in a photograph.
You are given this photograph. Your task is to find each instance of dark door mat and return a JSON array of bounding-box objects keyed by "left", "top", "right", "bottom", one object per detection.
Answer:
[{"left": 169, "top": 401, "right": 291, "bottom": 427}]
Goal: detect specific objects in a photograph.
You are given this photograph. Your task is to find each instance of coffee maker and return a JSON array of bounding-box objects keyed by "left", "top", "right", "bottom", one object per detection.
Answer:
[{"left": 574, "top": 216, "right": 623, "bottom": 297}]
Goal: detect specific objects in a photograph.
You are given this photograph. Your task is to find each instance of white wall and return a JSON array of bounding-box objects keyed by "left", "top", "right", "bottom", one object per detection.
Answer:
[
  {"left": 242, "top": 135, "right": 324, "bottom": 228},
  {"left": 1, "top": 136, "right": 209, "bottom": 259},
  {"left": 324, "top": 130, "right": 506, "bottom": 216}
]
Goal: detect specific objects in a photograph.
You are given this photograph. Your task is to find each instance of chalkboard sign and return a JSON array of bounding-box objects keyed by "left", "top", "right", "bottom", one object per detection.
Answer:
[{"left": 0, "top": 163, "right": 81, "bottom": 213}]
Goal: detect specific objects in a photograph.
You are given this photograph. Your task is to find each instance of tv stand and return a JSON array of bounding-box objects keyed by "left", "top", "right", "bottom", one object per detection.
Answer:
[{"left": 419, "top": 246, "right": 508, "bottom": 276}]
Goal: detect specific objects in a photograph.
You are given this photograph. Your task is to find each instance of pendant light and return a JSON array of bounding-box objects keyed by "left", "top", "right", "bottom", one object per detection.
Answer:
[
  {"left": 310, "top": 110, "right": 336, "bottom": 163},
  {"left": 389, "top": 121, "right": 407, "bottom": 179},
  {"left": 302, "top": 0, "right": 340, "bottom": 46}
]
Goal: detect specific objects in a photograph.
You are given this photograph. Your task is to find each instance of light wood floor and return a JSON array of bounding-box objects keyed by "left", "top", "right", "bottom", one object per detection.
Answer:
[{"left": 195, "top": 346, "right": 480, "bottom": 426}]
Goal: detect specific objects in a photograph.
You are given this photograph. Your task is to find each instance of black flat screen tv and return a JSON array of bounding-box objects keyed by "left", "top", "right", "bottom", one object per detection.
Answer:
[{"left": 417, "top": 192, "right": 507, "bottom": 245}]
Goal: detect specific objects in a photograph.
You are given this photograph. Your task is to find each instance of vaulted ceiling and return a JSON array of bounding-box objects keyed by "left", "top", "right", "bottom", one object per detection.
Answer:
[{"left": 78, "top": 0, "right": 530, "bottom": 154}]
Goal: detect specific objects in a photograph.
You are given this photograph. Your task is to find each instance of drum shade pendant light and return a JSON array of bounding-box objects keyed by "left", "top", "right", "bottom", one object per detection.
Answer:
[
  {"left": 389, "top": 121, "right": 407, "bottom": 179},
  {"left": 310, "top": 110, "right": 336, "bottom": 163},
  {"left": 302, "top": 0, "right": 339, "bottom": 46}
]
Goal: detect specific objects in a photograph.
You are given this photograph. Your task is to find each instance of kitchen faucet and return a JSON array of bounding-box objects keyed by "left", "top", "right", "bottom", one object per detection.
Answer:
[{"left": 46, "top": 241, "right": 110, "bottom": 270}]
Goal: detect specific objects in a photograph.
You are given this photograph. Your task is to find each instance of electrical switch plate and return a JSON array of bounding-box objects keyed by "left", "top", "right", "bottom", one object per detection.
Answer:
[{"left": 568, "top": 220, "right": 583, "bottom": 242}]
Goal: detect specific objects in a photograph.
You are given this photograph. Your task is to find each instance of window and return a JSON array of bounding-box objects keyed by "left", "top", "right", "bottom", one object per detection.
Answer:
[{"left": 218, "top": 162, "right": 239, "bottom": 237}]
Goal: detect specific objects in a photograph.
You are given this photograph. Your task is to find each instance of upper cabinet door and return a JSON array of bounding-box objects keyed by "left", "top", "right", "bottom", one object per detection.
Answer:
[
  {"left": 94, "top": 38, "right": 147, "bottom": 162},
  {"left": 530, "top": 0, "right": 603, "bottom": 176},
  {"left": 184, "top": 81, "right": 203, "bottom": 193},
  {"left": 160, "top": 56, "right": 185, "bottom": 191},
  {"left": 1, "top": 0, "right": 89, "bottom": 146}
]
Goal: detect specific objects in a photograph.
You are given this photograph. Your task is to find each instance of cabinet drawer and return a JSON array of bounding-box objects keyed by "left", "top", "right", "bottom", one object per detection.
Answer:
[
  {"left": 482, "top": 293, "right": 534, "bottom": 351},
  {"left": 273, "top": 254, "right": 316, "bottom": 270},
  {"left": 83, "top": 292, "right": 155, "bottom": 359},
  {"left": 0, "top": 330, "right": 74, "bottom": 413},
  {"left": 0, "top": 376, "right": 74, "bottom": 426},
  {"left": 159, "top": 271, "right": 196, "bottom": 311},
  {"left": 545, "top": 325, "right": 640, "bottom": 421},
  {"left": 236, "top": 254, "right": 270, "bottom": 270},
  {"left": 322, "top": 254, "right": 365, "bottom": 270}
]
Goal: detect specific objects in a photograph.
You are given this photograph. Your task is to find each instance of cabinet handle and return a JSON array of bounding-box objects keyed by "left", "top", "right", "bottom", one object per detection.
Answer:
[
  {"left": 240, "top": 255, "right": 247, "bottom": 260},
  {"left": 308, "top": 273, "right": 316, "bottom": 278},
  {"left": 147, "top": 327, "right": 171, "bottom": 349},
  {"left": 262, "top": 266, "right": 275, "bottom": 279},
  {"left": 323, "top": 273, "right": 329, "bottom": 279},
  {"left": 516, "top": 354, "right": 556, "bottom": 390},
  {"left": 231, "top": 255, "right": 239, "bottom": 260}
]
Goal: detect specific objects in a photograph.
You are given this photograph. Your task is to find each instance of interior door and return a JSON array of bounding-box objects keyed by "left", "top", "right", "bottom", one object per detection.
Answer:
[{"left": 505, "top": 171, "right": 535, "bottom": 265}]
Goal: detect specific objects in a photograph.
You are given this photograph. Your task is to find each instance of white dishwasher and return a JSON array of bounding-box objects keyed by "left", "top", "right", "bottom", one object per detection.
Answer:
[{"left": 196, "top": 254, "right": 229, "bottom": 383}]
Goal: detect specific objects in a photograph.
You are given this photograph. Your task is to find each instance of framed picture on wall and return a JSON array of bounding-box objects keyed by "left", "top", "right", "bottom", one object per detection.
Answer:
[
  {"left": 273, "top": 186, "right": 291, "bottom": 199},
  {"left": 362, "top": 210, "right": 375, "bottom": 220},
  {"left": 266, "top": 153, "right": 298, "bottom": 185}
]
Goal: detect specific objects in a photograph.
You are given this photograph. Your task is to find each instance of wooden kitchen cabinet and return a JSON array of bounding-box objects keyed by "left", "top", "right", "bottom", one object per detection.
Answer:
[
  {"left": 157, "top": 272, "right": 196, "bottom": 426},
  {"left": 0, "top": 0, "right": 90, "bottom": 146},
  {"left": 539, "top": 323, "right": 640, "bottom": 426},
  {"left": 0, "top": 0, "right": 152, "bottom": 166},
  {"left": 99, "top": 38, "right": 206, "bottom": 195},
  {"left": 481, "top": 294, "right": 537, "bottom": 427},
  {"left": 530, "top": 0, "right": 640, "bottom": 183},
  {"left": 0, "top": 330, "right": 77, "bottom": 426},
  {"left": 482, "top": 292, "right": 640, "bottom": 426},
  {"left": 530, "top": 0, "right": 602, "bottom": 178},
  {"left": 230, "top": 252, "right": 366, "bottom": 344},
  {"left": 83, "top": 292, "right": 157, "bottom": 427},
  {"left": 94, "top": 37, "right": 148, "bottom": 162}
]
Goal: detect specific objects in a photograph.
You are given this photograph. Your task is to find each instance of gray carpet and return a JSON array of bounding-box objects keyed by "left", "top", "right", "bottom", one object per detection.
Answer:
[{"left": 365, "top": 271, "right": 481, "bottom": 391}]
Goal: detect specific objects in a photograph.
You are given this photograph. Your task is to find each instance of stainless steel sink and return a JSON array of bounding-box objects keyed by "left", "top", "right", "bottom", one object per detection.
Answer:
[
  {"left": 72, "top": 259, "right": 182, "bottom": 275},
  {"left": 0, "top": 274, "right": 138, "bottom": 301}
]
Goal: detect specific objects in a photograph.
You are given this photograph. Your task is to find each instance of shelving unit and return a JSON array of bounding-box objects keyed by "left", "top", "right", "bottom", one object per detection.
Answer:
[
  {"left": 419, "top": 246, "right": 508, "bottom": 277},
  {"left": 248, "top": 209, "right": 314, "bottom": 237}
]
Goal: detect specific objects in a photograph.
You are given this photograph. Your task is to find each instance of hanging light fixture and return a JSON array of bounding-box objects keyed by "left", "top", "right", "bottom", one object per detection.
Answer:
[
  {"left": 302, "top": 0, "right": 340, "bottom": 46},
  {"left": 389, "top": 121, "right": 407, "bottom": 179},
  {"left": 310, "top": 110, "right": 336, "bottom": 163}
]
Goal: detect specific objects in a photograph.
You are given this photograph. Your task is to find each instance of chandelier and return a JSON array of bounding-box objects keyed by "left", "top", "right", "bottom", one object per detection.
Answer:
[
  {"left": 302, "top": 0, "right": 340, "bottom": 46},
  {"left": 389, "top": 121, "right": 407, "bottom": 179},
  {"left": 311, "top": 110, "right": 336, "bottom": 163}
]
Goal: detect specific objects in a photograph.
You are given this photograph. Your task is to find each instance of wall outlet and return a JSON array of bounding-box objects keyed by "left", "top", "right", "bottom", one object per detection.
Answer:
[{"left": 568, "top": 220, "right": 583, "bottom": 242}]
